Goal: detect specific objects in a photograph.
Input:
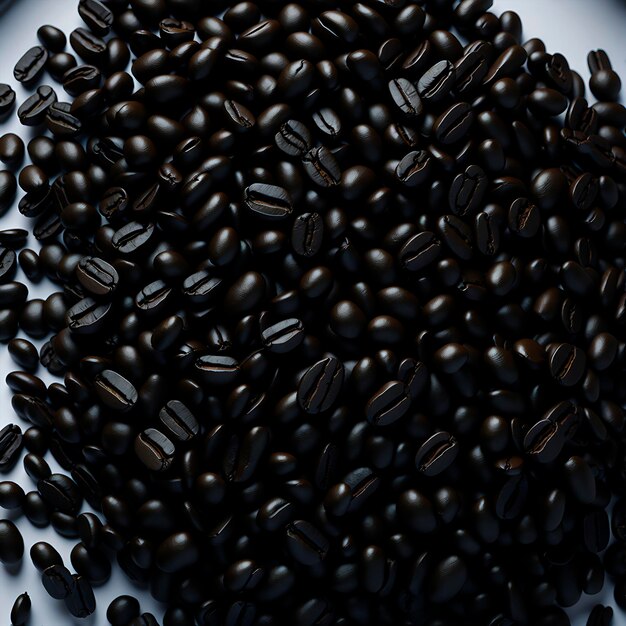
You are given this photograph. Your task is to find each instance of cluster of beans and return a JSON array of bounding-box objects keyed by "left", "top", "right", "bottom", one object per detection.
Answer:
[{"left": 0, "top": 0, "right": 624, "bottom": 624}]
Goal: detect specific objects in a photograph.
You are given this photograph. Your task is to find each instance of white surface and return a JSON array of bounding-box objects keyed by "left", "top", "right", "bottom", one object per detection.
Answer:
[{"left": 0, "top": 0, "right": 622, "bottom": 624}]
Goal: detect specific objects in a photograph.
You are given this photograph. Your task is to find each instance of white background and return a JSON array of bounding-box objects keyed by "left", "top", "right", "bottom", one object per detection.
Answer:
[{"left": 0, "top": 0, "right": 623, "bottom": 624}]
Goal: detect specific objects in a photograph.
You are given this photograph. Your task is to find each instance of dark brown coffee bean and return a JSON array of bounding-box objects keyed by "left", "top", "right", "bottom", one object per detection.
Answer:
[
  {"left": 70, "top": 28, "right": 107, "bottom": 65},
  {"left": 398, "top": 231, "right": 441, "bottom": 271},
  {"left": 0, "top": 519, "right": 23, "bottom": 564},
  {"left": 549, "top": 343, "right": 586, "bottom": 387},
  {"left": 396, "top": 150, "right": 432, "bottom": 186},
  {"left": 64, "top": 575, "right": 96, "bottom": 618},
  {"left": 135, "top": 428, "right": 176, "bottom": 472},
  {"left": 415, "top": 431, "right": 459, "bottom": 476},
  {"left": 418, "top": 60, "right": 456, "bottom": 102},
  {"left": 388, "top": 78, "right": 423, "bottom": 117},
  {"left": 0, "top": 84, "right": 16, "bottom": 117},
  {"left": 298, "top": 356, "right": 344, "bottom": 415},
  {"left": 291, "top": 212, "right": 323, "bottom": 257},
  {"left": 10, "top": 592, "right": 31, "bottom": 626},
  {"left": 18, "top": 85, "right": 58, "bottom": 127},
  {"left": 159, "top": 400, "right": 199, "bottom": 442},
  {"left": 244, "top": 183, "right": 293, "bottom": 219},
  {"left": 79, "top": 0, "right": 114, "bottom": 36},
  {"left": 286, "top": 520, "right": 329, "bottom": 565},
  {"left": 0, "top": 424, "right": 22, "bottom": 470},
  {"left": 449, "top": 164, "right": 487, "bottom": 216},
  {"left": 434, "top": 102, "right": 474, "bottom": 145},
  {"left": 14, "top": 46, "right": 48, "bottom": 83},
  {"left": 366, "top": 381, "right": 410, "bottom": 426},
  {"left": 275, "top": 120, "right": 312, "bottom": 157},
  {"left": 302, "top": 146, "right": 341, "bottom": 187},
  {"left": 76, "top": 256, "right": 118, "bottom": 296}
]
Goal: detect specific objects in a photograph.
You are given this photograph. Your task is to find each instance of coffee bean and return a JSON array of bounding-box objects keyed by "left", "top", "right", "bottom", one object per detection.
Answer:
[
  {"left": 366, "top": 381, "right": 410, "bottom": 426},
  {"left": 286, "top": 520, "right": 329, "bottom": 565},
  {"left": 449, "top": 164, "right": 487, "bottom": 216},
  {"left": 156, "top": 531, "right": 199, "bottom": 572},
  {"left": 76, "top": 256, "right": 118, "bottom": 296},
  {"left": 0, "top": 520, "right": 23, "bottom": 564},
  {"left": 135, "top": 428, "right": 175, "bottom": 472},
  {"left": 0, "top": 84, "right": 16, "bottom": 117},
  {"left": 291, "top": 212, "right": 323, "bottom": 257},
  {"left": 94, "top": 370, "right": 137, "bottom": 412},
  {"left": 18, "top": 85, "right": 58, "bottom": 127},
  {"left": 66, "top": 297, "right": 111, "bottom": 335},
  {"left": 262, "top": 318, "right": 304, "bottom": 353},
  {"left": 159, "top": 400, "right": 199, "bottom": 442},
  {"left": 79, "top": 0, "right": 114, "bottom": 36},
  {"left": 396, "top": 150, "right": 432, "bottom": 186},
  {"left": 298, "top": 356, "right": 344, "bottom": 414},
  {"left": 586, "top": 605, "right": 613, "bottom": 626},
  {"left": 64, "top": 574, "right": 96, "bottom": 617},
  {"left": 0, "top": 133, "right": 25, "bottom": 168},
  {"left": 549, "top": 343, "right": 586, "bottom": 387},
  {"left": 415, "top": 431, "right": 459, "bottom": 476},
  {"left": 0, "top": 424, "right": 22, "bottom": 470},
  {"left": 244, "top": 183, "right": 293, "bottom": 219},
  {"left": 70, "top": 28, "right": 107, "bottom": 65},
  {"left": 435, "top": 104, "right": 474, "bottom": 146},
  {"left": 107, "top": 595, "right": 141, "bottom": 625},
  {"left": 398, "top": 231, "right": 441, "bottom": 272},
  {"left": 14, "top": 46, "right": 48, "bottom": 83},
  {"left": 10, "top": 593, "right": 31, "bottom": 626},
  {"left": 418, "top": 60, "right": 456, "bottom": 102},
  {"left": 388, "top": 78, "right": 423, "bottom": 117}
]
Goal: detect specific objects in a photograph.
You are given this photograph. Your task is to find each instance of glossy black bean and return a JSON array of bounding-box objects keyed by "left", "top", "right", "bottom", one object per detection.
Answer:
[
  {"left": 0, "top": 520, "right": 23, "bottom": 564},
  {"left": 10, "top": 592, "right": 31, "bottom": 626}
]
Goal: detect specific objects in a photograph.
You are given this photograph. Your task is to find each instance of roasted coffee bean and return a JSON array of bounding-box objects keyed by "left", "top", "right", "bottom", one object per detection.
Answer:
[
  {"left": 396, "top": 150, "right": 432, "bottom": 186},
  {"left": 0, "top": 424, "right": 22, "bottom": 470},
  {"left": 66, "top": 297, "right": 111, "bottom": 335},
  {"left": 418, "top": 60, "right": 456, "bottom": 102},
  {"left": 275, "top": 120, "right": 311, "bottom": 156},
  {"left": 30, "top": 541, "right": 63, "bottom": 572},
  {"left": 286, "top": 520, "right": 329, "bottom": 565},
  {"left": 288, "top": 210, "right": 324, "bottom": 258},
  {"left": 415, "top": 431, "right": 459, "bottom": 476},
  {"left": 435, "top": 102, "right": 474, "bottom": 144},
  {"left": 70, "top": 28, "right": 107, "bottom": 65},
  {"left": 0, "top": 84, "right": 16, "bottom": 117},
  {"left": 79, "top": 0, "right": 114, "bottom": 36},
  {"left": 0, "top": 520, "right": 23, "bottom": 564},
  {"left": 366, "top": 381, "right": 410, "bottom": 426},
  {"left": 298, "top": 356, "right": 344, "bottom": 414},
  {"left": 38, "top": 473, "right": 82, "bottom": 515},
  {"left": 18, "top": 85, "right": 58, "bottom": 127},
  {"left": 0, "top": 133, "right": 25, "bottom": 168},
  {"left": 586, "top": 605, "right": 613, "bottom": 626},
  {"left": 65, "top": 575, "right": 96, "bottom": 617},
  {"left": 244, "top": 183, "right": 293, "bottom": 219},
  {"left": 388, "top": 78, "right": 423, "bottom": 117},
  {"left": 159, "top": 400, "right": 199, "bottom": 442},
  {"left": 449, "top": 165, "right": 487, "bottom": 216},
  {"left": 549, "top": 343, "right": 586, "bottom": 387},
  {"left": 37, "top": 24, "right": 67, "bottom": 52},
  {"left": 135, "top": 428, "right": 175, "bottom": 472},
  {"left": 10, "top": 592, "right": 31, "bottom": 626},
  {"left": 107, "top": 595, "right": 141, "bottom": 625},
  {"left": 0, "top": 481, "right": 25, "bottom": 509},
  {"left": 14, "top": 46, "right": 48, "bottom": 83},
  {"left": 76, "top": 256, "right": 118, "bottom": 296},
  {"left": 94, "top": 370, "right": 137, "bottom": 412}
]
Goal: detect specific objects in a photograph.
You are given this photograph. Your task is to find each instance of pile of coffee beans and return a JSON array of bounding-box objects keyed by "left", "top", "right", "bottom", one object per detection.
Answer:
[{"left": 0, "top": 0, "right": 624, "bottom": 624}]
